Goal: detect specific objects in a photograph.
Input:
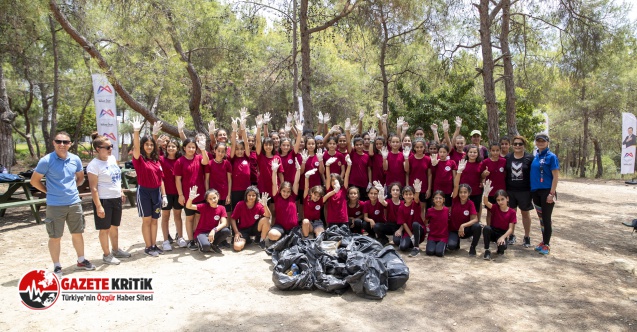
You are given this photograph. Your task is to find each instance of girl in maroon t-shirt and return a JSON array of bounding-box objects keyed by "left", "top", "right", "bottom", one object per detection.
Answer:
[
  {"left": 395, "top": 183, "right": 424, "bottom": 256},
  {"left": 255, "top": 116, "right": 284, "bottom": 199},
  {"left": 185, "top": 187, "right": 231, "bottom": 254},
  {"left": 363, "top": 185, "right": 386, "bottom": 241},
  {"left": 375, "top": 182, "right": 402, "bottom": 245},
  {"left": 323, "top": 162, "right": 350, "bottom": 228},
  {"left": 481, "top": 143, "right": 507, "bottom": 227},
  {"left": 205, "top": 143, "right": 232, "bottom": 207},
  {"left": 431, "top": 144, "right": 457, "bottom": 207},
  {"left": 448, "top": 159, "right": 482, "bottom": 256},
  {"left": 229, "top": 125, "right": 251, "bottom": 211},
  {"left": 482, "top": 179, "right": 517, "bottom": 260},
  {"left": 301, "top": 171, "right": 325, "bottom": 238},
  {"left": 347, "top": 137, "right": 372, "bottom": 202},
  {"left": 159, "top": 139, "right": 184, "bottom": 251},
  {"left": 425, "top": 191, "right": 449, "bottom": 258},
  {"left": 347, "top": 187, "right": 371, "bottom": 235},
  {"left": 230, "top": 186, "right": 271, "bottom": 252},
  {"left": 267, "top": 159, "right": 301, "bottom": 245},
  {"left": 323, "top": 137, "right": 346, "bottom": 179},
  {"left": 406, "top": 138, "right": 432, "bottom": 215},
  {"left": 383, "top": 135, "right": 406, "bottom": 187},
  {"left": 460, "top": 145, "right": 484, "bottom": 220}
]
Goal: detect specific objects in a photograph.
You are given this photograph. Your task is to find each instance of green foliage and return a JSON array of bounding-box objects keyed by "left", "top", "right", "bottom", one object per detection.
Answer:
[
  {"left": 56, "top": 104, "right": 97, "bottom": 139},
  {"left": 498, "top": 88, "right": 544, "bottom": 141}
]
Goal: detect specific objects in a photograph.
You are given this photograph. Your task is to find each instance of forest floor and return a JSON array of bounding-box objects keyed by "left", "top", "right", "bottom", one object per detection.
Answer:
[{"left": 0, "top": 179, "right": 636, "bottom": 331}]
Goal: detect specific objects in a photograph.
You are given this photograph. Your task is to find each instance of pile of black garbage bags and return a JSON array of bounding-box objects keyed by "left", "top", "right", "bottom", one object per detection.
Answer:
[{"left": 269, "top": 225, "right": 409, "bottom": 300}]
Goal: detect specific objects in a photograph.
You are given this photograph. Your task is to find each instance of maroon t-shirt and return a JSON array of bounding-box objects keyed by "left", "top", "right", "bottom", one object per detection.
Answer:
[
  {"left": 304, "top": 195, "right": 324, "bottom": 221},
  {"left": 489, "top": 205, "right": 517, "bottom": 231},
  {"left": 274, "top": 193, "right": 297, "bottom": 231},
  {"left": 280, "top": 151, "right": 299, "bottom": 184},
  {"left": 231, "top": 201, "right": 265, "bottom": 230},
  {"left": 432, "top": 159, "right": 457, "bottom": 194},
  {"left": 459, "top": 161, "right": 483, "bottom": 196},
  {"left": 449, "top": 149, "right": 465, "bottom": 165},
  {"left": 326, "top": 188, "right": 348, "bottom": 223},
  {"left": 249, "top": 150, "right": 258, "bottom": 184},
  {"left": 323, "top": 151, "right": 345, "bottom": 176},
  {"left": 397, "top": 201, "right": 424, "bottom": 239},
  {"left": 480, "top": 158, "right": 507, "bottom": 194},
  {"left": 230, "top": 156, "right": 251, "bottom": 191},
  {"left": 257, "top": 152, "right": 284, "bottom": 197},
  {"left": 302, "top": 154, "right": 322, "bottom": 189},
  {"left": 386, "top": 198, "right": 402, "bottom": 223},
  {"left": 385, "top": 151, "right": 406, "bottom": 187},
  {"left": 408, "top": 154, "right": 431, "bottom": 191},
  {"left": 364, "top": 200, "right": 386, "bottom": 223},
  {"left": 174, "top": 155, "right": 206, "bottom": 201},
  {"left": 449, "top": 197, "right": 477, "bottom": 231},
  {"left": 371, "top": 154, "right": 386, "bottom": 185},
  {"left": 349, "top": 151, "right": 370, "bottom": 188},
  {"left": 159, "top": 156, "right": 178, "bottom": 195},
  {"left": 193, "top": 204, "right": 227, "bottom": 237},
  {"left": 426, "top": 206, "right": 449, "bottom": 243},
  {"left": 206, "top": 159, "right": 232, "bottom": 200},
  {"left": 132, "top": 156, "right": 163, "bottom": 188},
  {"left": 347, "top": 201, "right": 365, "bottom": 220}
]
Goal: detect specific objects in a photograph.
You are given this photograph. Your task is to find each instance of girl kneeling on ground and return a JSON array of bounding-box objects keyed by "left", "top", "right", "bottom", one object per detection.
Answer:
[
  {"left": 425, "top": 190, "right": 449, "bottom": 258},
  {"left": 395, "top": 182, "right": 425, "bottom": 257},
  {"left": 266, "top": 159, "right": 301, "bottom": 249},
  {"left": 481, "top": 179, "right": 517, "bottom": 260},
  {"left": 448, "top": 159, "right": 482, "bottom": 256},
  {"left": 301, "top": 168, "right": 325, "bottom": 238},
  {"left": 186, "top": 186, "right": 231, "bottom": 254},
  {"left": 230, "top": 186, "right": 271, "bottom": 251}
]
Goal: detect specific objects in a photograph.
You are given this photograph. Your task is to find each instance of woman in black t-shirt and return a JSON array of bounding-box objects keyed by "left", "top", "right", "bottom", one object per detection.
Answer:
[{"left": 504, "top": 135, "right": 534, "bottom": 248}]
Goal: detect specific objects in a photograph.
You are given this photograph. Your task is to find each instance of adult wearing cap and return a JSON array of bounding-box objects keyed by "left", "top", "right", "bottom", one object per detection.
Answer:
[
  {"left": 465, "top": 130, "right": 489, "bottom": 160},
  {"left": 530, "top": 133, "right": 559, "bottom": 255}
]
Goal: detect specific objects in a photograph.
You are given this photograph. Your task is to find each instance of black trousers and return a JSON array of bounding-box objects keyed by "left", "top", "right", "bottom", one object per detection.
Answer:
[
  {"left": 532, "top": 189, "right": 555, "bottom": 246},
  {"left": 425, "top": 240, "right": 446, "bottom": 257},
  {"left": 447, "top": 223, "right": 482, "bottom": 250},
  {"left": 350, "top": 218, "right": 376, "bottom": 238},
  {"left": 482, "top": 225, "right": 507, "bottom": 253},
  {"left": 196, "top": 228, "right": 231, "bottom": 251},
  {"left": 394, "top": 223, "right": 424, "bottom": 252}
]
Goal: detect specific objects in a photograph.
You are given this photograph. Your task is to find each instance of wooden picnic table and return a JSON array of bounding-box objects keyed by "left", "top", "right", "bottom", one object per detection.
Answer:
[{"left": 0, "top": 179, "right": 46, "bottom": 224}]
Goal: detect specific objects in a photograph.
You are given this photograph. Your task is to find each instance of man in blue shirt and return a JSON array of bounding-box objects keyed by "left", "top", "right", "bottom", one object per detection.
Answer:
[{"left": 31, "top": 132, "right": 96, "bottom": 277}]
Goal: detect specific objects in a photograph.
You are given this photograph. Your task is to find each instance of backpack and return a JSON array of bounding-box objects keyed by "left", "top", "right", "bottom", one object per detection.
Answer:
[{"left": 0, "top": 173, "right": 24, "bottom": 183}]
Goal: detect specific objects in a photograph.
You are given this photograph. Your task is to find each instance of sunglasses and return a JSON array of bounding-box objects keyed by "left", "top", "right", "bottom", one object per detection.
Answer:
[
  {"left": 512, "top": 142, "right": 524, "bottom": 146},
  {"left": 54, "top": 140, "right": 71, "bottom": 145},
  {"left": 99, "top": 145, "right": 114, "bottom": 150}
]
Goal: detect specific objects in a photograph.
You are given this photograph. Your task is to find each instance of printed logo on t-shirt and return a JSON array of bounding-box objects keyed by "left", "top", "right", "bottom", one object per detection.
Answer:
[
  {"left": 464, "top": 210, "right": 469, "bottom": 216},
  {"left": 242, "top": 160, "right": 248, "bottom": 165},
  {"left": 288, "top": 159, "right": 294, "bottom": 165},
  {"left": 254, "top": 215, "right": 259, "bottom": 220},
  {"left": 214, "top": 215, "right": 220, "bottom": 221},
  {"left": 338, "top": 161, "right": 342, "bottom": 166},
  {"left": 410, "top": 209, "right": 414, "bottom": 216},
  {"left": 355, "top": 211, "right": 361, "bottom": 216},
  {"left": 374, "top": 210, "right": 380, "bottom": 215},
  {"left": 314, "top": 161, "right": 319, "bottom": 167},
  {"left": 499, "top": 167, "right": 504, "bottom": 173},
  {"left": 315, "top": 205, "right": 321, "bottom": 210},
  {"left": 512, "top": 161, "right": 523, "bottom": 180},
  {"left": 445, "top": 166, "right": 451, "bottom": 172}
]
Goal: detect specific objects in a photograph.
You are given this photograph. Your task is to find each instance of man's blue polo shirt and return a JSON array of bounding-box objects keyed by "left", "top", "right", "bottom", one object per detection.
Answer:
[{"left": 34, "top": 152, "right": 82, "bottom": 206}]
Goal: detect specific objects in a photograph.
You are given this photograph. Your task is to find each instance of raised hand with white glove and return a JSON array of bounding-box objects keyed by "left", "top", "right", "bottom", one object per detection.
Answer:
[
  {"left": 208, "top": 119, "right": 216, "bottom": 136},
  {"left": 381, "top": 146, "right": 389, "bottom": 160},
  {"left": 316, "top": 149, "right": 324, "bottom": 162},
  {"left": 430, "top": 154, "right": 439, "bottom": 166},
  {"left": 368, "top": 128, "right": 377, "bottom": 141},
  {"left": 345, "top": 154, "right": 352, "bottom": 166},
  {"left": 305, "top": 168, "right": 318, "bottom": 178},
  {"left": 413, "top": 179, "right": 422, "bottom": 193},
  {"left": 333, "top": 179, "right": 341, "bottom": 192},
  {"left": 325, "top": 157, "right": 337, "bottom": 167},
  {"left": 457, "top": 159, "right": 467, "bottom": 173},
  {"left": 131, "top": 116, "right": 143, "bottom": 132},
  {"left": 442, "top": 119, "right": 449, "bottom": 132},
  {"left": 300, "top": 150, "right": 309, "bottom": 163},
  {"left": 271, "top": 159, "right": 280, "bottom": 172},
  {"left": 263, "top": 112, "right": 272, "bottom": 124},
  {"left": 403, "top": 146, "right": 411, "bottom": 159},
  {"left": 189, "top": 185, "right": 200, "bottom": 201},
  {"left": 259, "top": 192, "right": 270, "bottom": 206},
  {"left": 152, "top": 121, "right": 162, "bottom": 135}
]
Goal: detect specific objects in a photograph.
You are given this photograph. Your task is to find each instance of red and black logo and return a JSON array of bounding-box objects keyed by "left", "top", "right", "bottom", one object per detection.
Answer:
[{"left": 18, "top": 270, "right": 60, "bottom": 310}]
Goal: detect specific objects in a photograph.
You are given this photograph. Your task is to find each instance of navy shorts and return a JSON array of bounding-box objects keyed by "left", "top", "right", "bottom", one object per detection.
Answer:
[{"left": 136, "top": 185, "right": 162, "bottom": 219}]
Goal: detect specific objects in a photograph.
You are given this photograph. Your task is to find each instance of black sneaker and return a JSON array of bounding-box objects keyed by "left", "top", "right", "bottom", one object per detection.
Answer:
[
  {"left": 187, "top": 240, "right": 198, "bottom": 251},
  {"left": 53, "top": 266, "right": 63, "bottom": 278},
  {"left": 219, "top": 240, "right": 231, "bottom": 248},
  {"left": 145, "top": 247, "right": 159, "bottom": 257},
  {"left": 258, "top": 240, "right": 266, "bottom": 250},
  {"left": 408, "top": 247, "right": 420, "bottom": 257},
  {"left": 210, "top": 244, "right": 223, "bottom": 254},
  {"left": 469, "top": 246, "right": 476, "bottom": 256},
  {"left": 168, "top": 233, "right": 174, "bottom": 244},
  {"left": 265, "top": 247, "right": 273, "bottom": 256},
  {"left": 152, "top": 245, "right": 164, "bottom": 255},
  {"left": 497, "top": 247, "right": 505, "bottom": 255},
  {"left": 508, "top": 235, "right": 517, "bottom": 245},
  {"left": 483, "top": 249, "right": 491, "bottom": 260},
  {"left": 523, "top": 236, "right": 531, "bottom": 248}
]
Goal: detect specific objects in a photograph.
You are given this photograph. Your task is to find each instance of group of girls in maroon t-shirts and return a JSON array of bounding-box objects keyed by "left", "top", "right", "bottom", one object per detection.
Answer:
[{"left": 136, "top": 111, "right": 521, "bottom": 261}]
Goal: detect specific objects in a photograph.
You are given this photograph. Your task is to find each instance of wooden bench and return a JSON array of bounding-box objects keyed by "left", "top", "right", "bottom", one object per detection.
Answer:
[{"left": 0, "top": 198, "right": 47, "bottom": 224}]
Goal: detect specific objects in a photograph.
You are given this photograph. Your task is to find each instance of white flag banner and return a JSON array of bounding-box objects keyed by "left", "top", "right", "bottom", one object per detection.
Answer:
[
  {"left": 621, "top": 112, "right": 636, "bottom": 174},
  {"left": 91, "top": 74, "right": 120, "bottom": 160},
  {"left": 297, "top": 96, "right": 304, "bottom": 125}
]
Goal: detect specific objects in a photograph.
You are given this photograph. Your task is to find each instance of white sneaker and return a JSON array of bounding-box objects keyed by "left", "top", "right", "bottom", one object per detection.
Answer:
[
  {"left": 112, "top": 248, "right": 132, "bottom": 258},
  {"left": 103, "top": 253, "right": 121, "bottom": 265},
  {"left": 162, "top": 240, "right": 173, "bottom": 251},
  {"left": 177, "top": 237, "right": 187, "bottom": 248}
]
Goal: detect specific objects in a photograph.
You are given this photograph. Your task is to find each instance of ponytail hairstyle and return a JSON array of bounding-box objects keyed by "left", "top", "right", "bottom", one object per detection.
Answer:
[{"left": 91, "top": 132, "right": 110, "bottom": 152}]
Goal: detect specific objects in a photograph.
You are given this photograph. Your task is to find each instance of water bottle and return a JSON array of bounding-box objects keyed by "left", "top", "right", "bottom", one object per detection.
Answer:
[{"left": 291, "top": 263, "right": 299, "bottom": 276}]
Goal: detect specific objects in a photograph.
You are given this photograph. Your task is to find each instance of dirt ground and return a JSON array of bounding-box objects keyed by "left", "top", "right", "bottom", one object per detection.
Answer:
[{"left": 0, "top": 179, "right": 636, "bottom": 331}]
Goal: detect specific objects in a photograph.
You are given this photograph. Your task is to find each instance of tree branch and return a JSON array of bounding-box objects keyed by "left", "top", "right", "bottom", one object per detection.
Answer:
[{"left": 307, "top": 0, "right": 360, "bottom": 34}]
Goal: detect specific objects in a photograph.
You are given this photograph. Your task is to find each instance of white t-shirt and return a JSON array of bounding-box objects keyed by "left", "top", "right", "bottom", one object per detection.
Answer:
[{"left": 87, "top": 155, "right": 122, "bottom": 199}]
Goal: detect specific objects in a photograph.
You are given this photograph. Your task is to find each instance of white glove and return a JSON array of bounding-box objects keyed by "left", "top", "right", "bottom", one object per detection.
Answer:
[
  {"left": 333, "top": 179, "right": 341, "bottom": 192},
  {"left": 401, "top": 122, "right": 409, "bottom": 132},
  {"left": 152, "top": 121, "right": 162, "bottom": 135},
  {"left": 410, "top": 235, "right": 415, "bottom": 244},
  {"left": 323, "top": 113, "right": 331, "bottom": 124},
  {"left": 402, "top": 146, "right": 411, "bottom": 159},
  {"left": 373, "top": 180, "right": 383, "bottom": 191},
  {"left": 162, "top": 195, "right": 168, "bottom": 208},
  {"left": 430, "top": 123, "right": 438, "bottom": 132},
  {"left": 381, "top": 146, "right": 389, "bottom": 159},
  {"left": 413, "top": 179, "right": 422, "bottom": 192},
  {"left": 430, "top": 154, "right": 439, "bottom": 166},
  {"left": 284, "top": 123, "right": 291, "bottom": 134},
  {"left": 368, "top": 128, "right": 377, "bottom": 141},
  {"left": 345, "top": 154, "right": 352, "bottom": 166},
  {"left": 359, "top": 109, "right": 365, "bottom": 121},
  {"left": 208, "top": 119, "right": 216, "bottom": 135},
  {"left": 255, "top": 115, "right": 264, "bottom": 128},
  {"left": 240, "top": 107, "right": 249, "bottom": 122},
  {"left": 189, "top": 186, "right": 199, "bottom": 201},
  {"left": 131, "top": 116, "right": 143, "bottom": 131},
  {"left": 381, "top": 114, "right": 388, "bottom": 123},
  {"left": 375, "top": 111, "right": 382, "bottom": 121},
  {"left": 316, "top": 149, "right": 323, "bottom": 161},
  {"left": 263, "top": 112, "right": 272, "bottom": 123},
  {"left": 231, "top": 118, "right": 238, "bottom": 132},
  {"left": 397, "top": 116, "right": 405, "bottom": 129},
  {"left": 329, "top": 125, "right": 339, "bottom": 134},
  {"left": 286, "top": 112, "right": 294, "bottom": 125},
  {"left": 483, "top": 179, "right": 493, "bottom": 197},
  {"left": 259, "top": 192, "right": 270, "bottom": 206},
  {"left": 300, "top": 150, "right": 309, "bottom": 163},
  {"left": 317, "top": 111, "right": 324, "bottom": 124},
  {"left": 177, "top": 116, "right": 185, "bottom": 132},
  {"left": 378, "top": 186, "right": 385, "bottom": 198},
  {"left": 196, "top": 139, "right": 206, "bottom": 151},
  {"left": 305, "top": 168, "right": 318, "bottom": 178},
  {"left": 295, "top": 159, "right": 301, "bottom": 170},
  {"left": 458, "top": 159, "right": 467, "bottom": 173},
  {"left": 325, "top": 157, "right": 337, "bottom": 166},
  {"left": 350, "top": 127, "right": 358, "bottom": 136},
  {"left": 295, "top": 118, "right": 303, "bottom": 133},
  {"left": 271, "top": 160, "right": 280, "bottom": 171},
  {"left": 442, "top": 119, "right": 449, "bottom": 132},
  {"left": 240, "top": 117, "right": 247, "bottom": 131},
  {"left": 455, "top": 116, "right": 462, "bottom": 128},
  {"left": 366, "top": 182, "right": 372, "bottom": 192},
  {"left": 344, "top": 118, "right": 351, "bottom": 132}
]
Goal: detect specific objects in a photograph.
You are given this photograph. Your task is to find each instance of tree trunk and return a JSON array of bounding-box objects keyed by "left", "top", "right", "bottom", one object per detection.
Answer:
[
  {"left": 71, "top": 91, "right": 93, "bottom": 153},
  {"left": 379, "top": 11, "right": 389, "bottom": 115},
  {"left": 500, "top": 0, "right": 518, "bottom": 137},
  {"left": 48, "top": 15, "right": 59, "bottom": 145},
  {"left": 478, "top": 0, "right": 500, "bottom": 144},
  {"left": 592, "top": 137, "right": 602, "bottom": 178},
  {"left": 0, "top": 60, "right": 16, "bottom": 170},
  {"left": 292, "top": 0, "right": 299, "bottom": 115},
  {"left": 39, "top": 84, "right": 53, "bottom": 153},
  {"left": 299, "top": 0, "right": 313, "bottom": 128},
  {"left": 579, "top": 110, "right": 589, "bottom": 178}
]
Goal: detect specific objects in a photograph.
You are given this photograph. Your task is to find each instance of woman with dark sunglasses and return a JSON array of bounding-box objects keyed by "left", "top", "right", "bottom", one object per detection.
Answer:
[
  {"left": 504, "top": 135, "right": 534, "bottom": 248},
  {"left": 530, "top": 133, "right": 559, "bottom": 255}
]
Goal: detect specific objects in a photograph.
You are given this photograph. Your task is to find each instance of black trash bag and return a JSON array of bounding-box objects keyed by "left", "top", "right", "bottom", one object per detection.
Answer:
[
  {"left": 375, "top": 246, "right": 410, "bottom": 291},
  {"left": 269, "top": 227, "right": 304, "bottom": 264},
  {"left": 272, "top": 251, "right": 315, "bottom": 291},
  {"left": 347, "top": 235, "right": 384, "bottom": 255},
  {"left": 345, "top": 252, "right": 388, "bottom": 300},
  {"left": 317, "top": 253, "right": 348, "bottom": 277},
  {"left": 321, "top": 225, "right": 352, "bottom": 245}
]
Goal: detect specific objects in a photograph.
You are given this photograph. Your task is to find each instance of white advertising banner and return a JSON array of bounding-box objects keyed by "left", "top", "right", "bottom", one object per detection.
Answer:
[
  {"left": 91, "top": 74, "right": 119, "bottom": 160},
  {"left": 621, "top": 112, "right": 636, "bottom": 174}
]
